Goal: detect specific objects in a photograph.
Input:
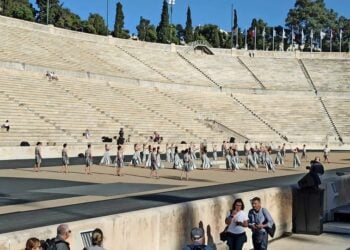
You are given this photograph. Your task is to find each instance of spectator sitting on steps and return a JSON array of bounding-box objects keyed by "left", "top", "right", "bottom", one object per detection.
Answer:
[{"left": 1, "top": 120, "right": 10, "bottom": 132}]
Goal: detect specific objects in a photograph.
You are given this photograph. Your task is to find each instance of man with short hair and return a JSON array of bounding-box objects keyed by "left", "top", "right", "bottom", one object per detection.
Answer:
[
  {"left": 248, "top": 197, "right": 274, "bottom": 250},
  {"left": 182, "top": 227, "right": 213, "bottom": 250},
  {"left": 55, "top": 224, "right": 71, "bottom": 250}
]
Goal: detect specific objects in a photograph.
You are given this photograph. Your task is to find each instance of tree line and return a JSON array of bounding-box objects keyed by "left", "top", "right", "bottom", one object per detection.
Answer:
[{"left": 0, "top": 0, "right": 349, "bottom": 51}]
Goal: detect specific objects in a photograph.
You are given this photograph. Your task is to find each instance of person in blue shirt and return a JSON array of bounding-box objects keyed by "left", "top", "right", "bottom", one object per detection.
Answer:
[{"left": 248, "top": 197, "right": 274, "bottom": 250}]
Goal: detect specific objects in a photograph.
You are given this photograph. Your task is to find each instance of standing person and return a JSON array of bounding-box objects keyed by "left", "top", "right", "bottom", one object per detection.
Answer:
[
  {"left": 156, "top": 146, "right": 163, "bottom": 169},
  {"left": 86, "top": 228, "right": 105, "bottom": 250},
  {"left": 85, "top": 144, "right": 93, "bottom": 175},
  {"left": 222, "top": 141, "right": 227, "bottom": 157},
  {"left": 231, "top": 149, "right": 240, "bottom": 171},
  {"left": 173, "top": 146, "right": 183, "bottom": 169},
  {"left": 281, "top": 143, "right": 286, "bottom": 160},
  {"left": 34, "top": 142, "right": 42, "bottom": 172},
  {"left": 274, "top": 146, "right": 284, "bottom": 166},
  {"left": 170, "top": 143, "right": 175, "bottom": 162},
  {"left": 244, "top": 141, "right": 249, "bottom": 156},
  {"left": 181, "top": 148, "right": 191, "bottom": 181},
  {"left": 190, "top": 142, "right": 197, "bottom": 160},
  {"left": 142, "top": 144, "right": 148, "bottom": 164},
  {"left": 145, "top": 145, "right": 152, "bottom": 168},
  {"left": 323, "top": 144, "right": 330, "bottom": 163},
  {"left": 226, "top": 148, "right": 233, "bottom": 171},
  {"left": 248, "top": 197, "right": 275, "bottom": 250},
  {"left": 264, "top": 148, "right": 275, "bottom": 173},
  {"left": 201, "top": 146, "right": 212, "bottom": 169},
  {"left": 61, "top": 143, "right": 69, "bottom": 174},
  {"left": 225, "top": 199, "right": 249, "bottom": 250},
  {"left": 166, "top": 143, "right": 171, "bottom": 162},
  {"left": 99, "top": 144, "right": 112, "bottom": 166},
  {"left": 292, "top": 148, "right": 301, "bottom": 168},
  {"left": 247, "top": 148, "right": 258, "bottom": 170},
  {"left": 212, "top": 144, "right": 218, "bottom": 161},
  {"left": 301, "top": 144, "right": 308, "bottom": 162},
  {"left": 114, "top": 145, "right": 124, "bottom": 176},
  {"left": 189, "top": 147, "right": 197, "bottom": 170},
  {"left": 131, "top": 144, "right": 141, "bottom": 167},
  {"left": 150, "top": 147, "right": 159, "bottom": 178}
]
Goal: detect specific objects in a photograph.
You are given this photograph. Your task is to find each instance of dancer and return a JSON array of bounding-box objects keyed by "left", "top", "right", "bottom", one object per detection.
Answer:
[
  {"left": 166, "top": 143, "right": 171, "bottom": 162},
  {"left": 114, "top": 145, "right": 124, "bottom": 176},
  {"left": 170, "top": 144, "right": 175, "bottom": 162},
  {"left": 246, "top": 148, "right": 258, "bottom": 170},
  {"left": 131, "top": 144, "right": 141, "bottom": 166},
  {"left": 231, "top": 148, "right": 240, "bottom": 171},
  {"left": 189, "top": 147, "right": 197, "bottom": 170},
  {"left": 99, "top": 144, "right": 112, "bottom": 166},
  {"left": 292, "top": 148, "right": 301, "bottom": 168},
  {"left": 61, "top": 143, "right": 69, "bottom": 173},
  {"left": 212, "top": 144, "right": 218, "bottom": 161},
  {"left": 222, "top": 141, "right": 227, "bottom": 157},
  {"left": 173, "top": 146, "right": 183, "bottom": 169},
  {"left": 226, "top": 148, "right": 233, "bottom": 171},
  {"left": 34, "top": 142, "right": 42, "bottom": 172},
  {"left": 190, "top": 142, "right": 197, "bottom": 160},
  {"left": 156, "top": 146, "right": 163, "bottom": 169},
  {"left": 275, "top": 146, "right": 284, "bottom": 166},
  {"left": 301, "top": 144, "right": 308, "bottom": 162},
  {"left": 264, "top": 148, "right": 275, "bottom": 173},
  {"left": 181, "top": 148, "right": 191, "bottom": 181},
  {"left": 323, "top": 144, "right": 330, "bottom": 163},
  {"left": 145, "top": 145, "right": 152, "bottom": 168},
  {"left": 150, "top": 147, "right": 159, "bottom": 178},
  {"left": 201, "top": 146, "right": 212, "bottom": 169},
  {"left": 141, "top": 144, "right": 148, "bottom": 164},
  {"left": 85, "top": 144, "right": 93, "bottom": 174},
  {"left": 281, "top": 143, "right": 286, "bottom": 160}
]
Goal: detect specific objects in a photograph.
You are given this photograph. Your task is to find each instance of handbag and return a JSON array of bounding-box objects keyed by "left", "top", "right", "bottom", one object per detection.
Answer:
[{"left": 219, "top": 226, "right": 228, "bottom": 242}]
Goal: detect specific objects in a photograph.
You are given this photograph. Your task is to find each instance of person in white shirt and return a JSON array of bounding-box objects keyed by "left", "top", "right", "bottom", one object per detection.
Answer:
[
  {"left": 323, "top": 145, "right": 330, "bottom": 163},
  {"left": 224, "top": 199, "right": 249, "bottom": 250}
]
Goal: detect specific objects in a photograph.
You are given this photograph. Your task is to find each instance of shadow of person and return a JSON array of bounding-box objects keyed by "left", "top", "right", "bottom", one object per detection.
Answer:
[{"left": 207, "top": 224, "right": 217, "bottom": 250}]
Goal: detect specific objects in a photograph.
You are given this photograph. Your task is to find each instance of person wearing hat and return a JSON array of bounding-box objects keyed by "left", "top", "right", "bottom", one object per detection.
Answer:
[{"left": 182, "top": 227, "right": 213, "bottom": 250}]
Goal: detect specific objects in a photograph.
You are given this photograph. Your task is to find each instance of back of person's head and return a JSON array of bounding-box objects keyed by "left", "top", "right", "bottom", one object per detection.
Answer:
[
  {"left": 25, "top": 237, "right": 41, "bottom": 250},
  {"left": 57, "top": 224, "right": 71, "bottom": 240},
  {"left": 91, "top": 228, "right": 103, "bottom": 246},
  {"left": 88, "top": 144, "right": 91, "bottom": 148},
  {"left": 190, "top": 227, "right": 204, "bottom": 244},
  {"left": 63, "top": 143, "right": 67, "bottom": 148}
]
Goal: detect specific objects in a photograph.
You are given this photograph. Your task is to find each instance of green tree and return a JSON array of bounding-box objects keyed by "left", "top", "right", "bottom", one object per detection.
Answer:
[
  {"left": 136, "top": 16, "right": 157, "bottom": 42},
  {"left": 1, "top": 0, "right": 35, "bottom": 21},
  {"left": 156, "top": 0, "right": 170, "bottom": 43},
  {"left": 286, "top": 0, "right": 338, "bottom": 51},
  {"left": 35, "top": 0, "right": 60, "bottom": 24},
  {"left": 184, "top": 6, "right": 193, "bottom": 43},
  {"left": 84, "top": 13, "right": 107, "bottom": 36},
  {"left": 113, "top": 2, "right": 129, "bottom": 38}
]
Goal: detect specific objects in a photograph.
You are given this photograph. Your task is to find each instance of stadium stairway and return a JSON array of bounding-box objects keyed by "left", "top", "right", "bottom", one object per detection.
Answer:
[
  {"left": 229, "top": 94, "right": 288, "bottom": 142},
  {"left": 176, "top": 51, "right": 221, "bottom": 88},
  {"left": 297, "top": 59, "right": 318, "bottom": 92},
  {"left": 236, "top": 57, "right": 266, "bottom": 89}
]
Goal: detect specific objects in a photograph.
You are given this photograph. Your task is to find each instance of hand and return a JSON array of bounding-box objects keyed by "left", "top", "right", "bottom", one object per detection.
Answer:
[{"left": 256, "top": 224, "right": 264, "bottom": 229}]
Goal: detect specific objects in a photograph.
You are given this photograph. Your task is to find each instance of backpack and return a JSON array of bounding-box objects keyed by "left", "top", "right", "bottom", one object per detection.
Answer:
[
  {"left": 262, "top": 208, "right": 276, "bottom": 238},
  {"left": 41, "top": 238, "right": 69, "bottom": 250}
]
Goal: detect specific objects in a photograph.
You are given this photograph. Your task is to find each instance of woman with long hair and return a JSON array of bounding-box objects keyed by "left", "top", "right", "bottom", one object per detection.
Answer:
[{"left": 224, "top": 198, "right": 248, "bottom": 250}]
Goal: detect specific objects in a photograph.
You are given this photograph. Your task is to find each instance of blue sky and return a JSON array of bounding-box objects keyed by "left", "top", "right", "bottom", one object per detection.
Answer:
[{"left": 30, "top": 0, "right": 350, "bottom": 34}]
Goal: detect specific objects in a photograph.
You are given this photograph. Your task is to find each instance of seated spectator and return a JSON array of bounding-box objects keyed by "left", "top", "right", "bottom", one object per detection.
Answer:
[
  {"left": 51, "top": 72, "right": 59, "bottom": 81},
  {"left": 83, "top": 129, "right": 91, "bottom": 139},
  {"left": 1, "top": 120, "right": 10, "bottom": 132},
  {"left": 86, "top": 228, "right": 105, "bottom": 250},
  {"left": 153, "top": 131, "right": 161, "bottom": 143},
  {"left": 25, "top": 237, "right": 41, "bottom": 250},
  {"left": 182, "top": 227, "right": 213, "bottom": 250}
]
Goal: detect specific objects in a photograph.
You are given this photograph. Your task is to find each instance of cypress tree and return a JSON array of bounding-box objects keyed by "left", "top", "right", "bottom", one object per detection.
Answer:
[
  {"left": 156, "top": 0, "right": 170, "bottom": 43},
  {"left": 113, "top": 2, "right": 125, "bottom": 38},
  {"left": 184, "top": 6, "right": 193, "bottom": 43}
]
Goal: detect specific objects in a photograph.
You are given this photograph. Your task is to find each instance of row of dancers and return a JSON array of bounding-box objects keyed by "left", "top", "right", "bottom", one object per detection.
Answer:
[{"left": 32, "top": 141, "right": 331, "bottom": 180}]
